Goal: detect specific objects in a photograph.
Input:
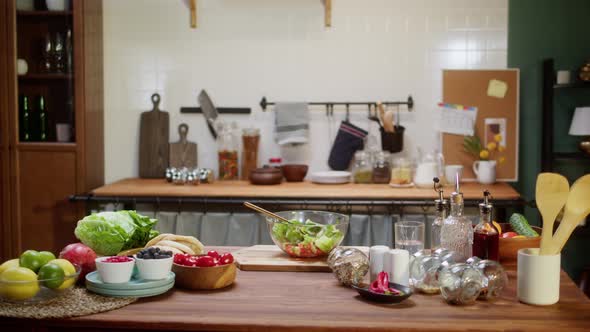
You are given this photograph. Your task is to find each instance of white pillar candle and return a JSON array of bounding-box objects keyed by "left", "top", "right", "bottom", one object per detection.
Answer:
[
  {"left": 384, "top": 249, "right": 410, "bottom": 287},
  {"left": 369, "top": 245, "right": 390, "bottom": 282}
]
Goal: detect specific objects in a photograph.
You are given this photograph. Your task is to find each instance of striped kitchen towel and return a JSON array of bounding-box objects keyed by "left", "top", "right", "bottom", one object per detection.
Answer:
[{"left": 274, "top": 102, "right": 309, "bottom": 145}]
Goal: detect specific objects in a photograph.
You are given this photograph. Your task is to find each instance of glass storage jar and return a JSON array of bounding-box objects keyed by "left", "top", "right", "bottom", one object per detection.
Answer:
[
  {"left": 241, "top": 128, "right": 260, "bottom": 180},
  {"left": 391, "top": 157, "right": 413, "bottom": 185},
  {"left": 217, "top": 122, "right": 239, "bottom": 180},
  {"left": 372, "top": 151, "right": 391, "bottom": 184},
  {"left": 352, "top": 151, "right": 372, "bottom": 184}
]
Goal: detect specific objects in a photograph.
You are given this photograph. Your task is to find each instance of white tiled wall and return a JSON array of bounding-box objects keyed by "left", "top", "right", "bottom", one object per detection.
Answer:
[{"left": 103, "top": 0, "right": 507, "bottom": 183}]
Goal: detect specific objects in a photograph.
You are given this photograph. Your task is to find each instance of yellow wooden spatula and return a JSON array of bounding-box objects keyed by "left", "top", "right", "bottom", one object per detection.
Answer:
[
  {"left": 545, "top": 174, "right": 590, "bottom": 255},
  {"left": 536, "top": 173, "right": 569, "bottom": 255}
]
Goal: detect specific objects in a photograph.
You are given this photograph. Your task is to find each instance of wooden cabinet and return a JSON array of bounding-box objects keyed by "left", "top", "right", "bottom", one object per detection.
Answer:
[{"left": 0, "top": 0, "right": 103, "bottom": 260}]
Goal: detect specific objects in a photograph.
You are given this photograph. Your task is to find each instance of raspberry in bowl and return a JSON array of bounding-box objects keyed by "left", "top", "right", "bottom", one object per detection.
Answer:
[{"left": 95, "top": 256, "right": 135, "bottom": 283}]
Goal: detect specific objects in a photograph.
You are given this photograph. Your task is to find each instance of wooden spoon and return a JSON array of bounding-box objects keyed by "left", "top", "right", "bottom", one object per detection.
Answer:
[
  {"left": 536, "top": 173, "right": 569, "bottom": 255},
  {"left": 244, "top": 202, "right": 290, "bottom": 223},
  {"left": 383, "top": 110, "right": 395, "bottom": 133},
  {"left": 545, "top": 174, "right": 590, "bottom": 255}
]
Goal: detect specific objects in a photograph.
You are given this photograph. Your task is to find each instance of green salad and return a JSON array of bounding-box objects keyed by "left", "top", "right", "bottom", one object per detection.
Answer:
[{"left": 271, "top": 219, "right": 344, "bottom": 257}]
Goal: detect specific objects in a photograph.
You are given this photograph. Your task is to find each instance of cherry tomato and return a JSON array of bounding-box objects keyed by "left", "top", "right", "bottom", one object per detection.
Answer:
[
  {"left": 220, "top": 253, "right": 234, "bottom": 265},
  {"left": 195, "top": 255, "right": 216, "bottom": 267},
  {"left": 207, "top": 250, "right": 220, "bottom": 259}
]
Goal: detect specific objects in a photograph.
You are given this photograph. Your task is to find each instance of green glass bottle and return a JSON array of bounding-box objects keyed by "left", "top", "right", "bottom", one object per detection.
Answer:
[
  {"left": 38, "top": 96, "right": 48, "bottom": 141},
  {"left": 19, "top": 95, "right": 31, "bottom": 141}
]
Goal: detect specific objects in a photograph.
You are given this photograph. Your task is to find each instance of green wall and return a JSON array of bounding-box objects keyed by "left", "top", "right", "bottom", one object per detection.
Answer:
[{"left": 508, "top": 0, "right": 590, "bottom": 281}]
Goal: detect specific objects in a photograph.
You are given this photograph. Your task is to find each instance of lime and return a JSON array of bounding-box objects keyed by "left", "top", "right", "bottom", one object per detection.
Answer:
[
  {"left": 0, "top": 267, "right": 39, "bottom": 300},
  {"left": 38, "top": 263, "right": 65, "bottom": 289},
  {"left": 48, "top": 259, "right": 77, "bottom": 290},
  {"left": 0, "top": 259, "right": 19, "bottom": 276},
  {"left": 38, "top": 251, "right": 56, "bottom": 267},
  {"left": 19, "top": 250, "right": 43, "bottom": 273}
]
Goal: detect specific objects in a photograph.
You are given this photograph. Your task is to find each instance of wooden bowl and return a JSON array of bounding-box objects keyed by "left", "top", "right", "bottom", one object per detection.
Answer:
[
  {"left": 282, "top": 164, "right": 308, "bottom": 182},
  {"left": 172, "top": 263, "right": 236, "bottom": 290},
  {"left": 498, "top": 223, "right": 542, "bottom": 264}
]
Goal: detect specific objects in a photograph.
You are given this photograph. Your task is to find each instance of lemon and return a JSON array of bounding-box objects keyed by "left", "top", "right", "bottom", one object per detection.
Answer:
[
  {"left": 0, "top": 267, "right": 39, "bottom": 300},
  {"left": 48, "top": 259, "right": 77, "bottom": 290},
  {"left": 0, "top": 259, "right": 20, "bottom": 276}
]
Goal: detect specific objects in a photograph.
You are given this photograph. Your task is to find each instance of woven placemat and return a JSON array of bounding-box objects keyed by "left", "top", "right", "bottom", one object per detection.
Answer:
[{"left": 0, "top": 287, "right": 137, "bottom": 319}]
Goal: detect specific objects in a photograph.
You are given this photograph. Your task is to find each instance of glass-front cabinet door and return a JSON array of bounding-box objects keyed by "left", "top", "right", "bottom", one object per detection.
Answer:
[{"left": 16, "top": 0, "right": 75, "bottom": 144}]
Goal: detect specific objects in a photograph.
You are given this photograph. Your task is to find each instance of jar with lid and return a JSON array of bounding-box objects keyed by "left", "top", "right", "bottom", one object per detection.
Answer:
[
  {"left": 352, "top": 151, "right": 372, "bottom": 184},
  {"left": 372, "top": 151, "right": 391, "bottom": 184},
  {"left": 391, "top": 157, "right": 413, "bottom": 185},
  {"left": 217, "top": 122, "right": 239, "bottom": 180},
  {"left": 241, "top": 128, "right": 260, "bottom": 180}
]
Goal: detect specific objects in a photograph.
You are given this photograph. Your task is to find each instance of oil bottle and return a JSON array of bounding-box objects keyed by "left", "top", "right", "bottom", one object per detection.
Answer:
[
  {"left": 440, "top": 174, "right": 473, "bottom": 261},
  {"left": 472, "top": 190, "right": 499, "bottom": 260},
  {"left": 431, "top": 177, "right": 448, "bottom": 250}
]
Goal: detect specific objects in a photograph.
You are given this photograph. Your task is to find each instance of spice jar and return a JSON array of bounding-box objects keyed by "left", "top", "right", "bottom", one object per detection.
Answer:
[
  {"left": 241, "top": 128, "right": 260, "bottom": 180},
  {"left": 352, "top": 151, "right": 372, "bottom": 183},
  {"left": 217, "top": 122, "right": 239, "bottom": 180},
  {"left": 372, "top": 151, "right": 391, "bottom": 184},
  {"left": 391, "top": 157, "right": 413, "bottom": 185}
]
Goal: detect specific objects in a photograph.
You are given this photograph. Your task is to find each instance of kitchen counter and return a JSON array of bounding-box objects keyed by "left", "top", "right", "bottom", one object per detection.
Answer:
[
  {"left": 83, "top": 178, "right": 522, "bottom": 207},
  {"left": 2, "top": 246, "right": 589, "bottom": 332}
]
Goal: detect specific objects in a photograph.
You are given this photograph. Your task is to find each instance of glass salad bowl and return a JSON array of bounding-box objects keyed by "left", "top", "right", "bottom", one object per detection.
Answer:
[
  {"left": 0, "top": 265, "right": 80, "bottom": 304},
  {"left": 266, "top": 211, "right": 349, "bottom": 258}
]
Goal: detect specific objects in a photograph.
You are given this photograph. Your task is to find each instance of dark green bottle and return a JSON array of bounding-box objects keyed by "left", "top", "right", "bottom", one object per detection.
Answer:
[
  {"left": 38, "top": 96, "right": 48, "bottom": 141},
  {"left": 19, "top": 95, "right": 31, "bottom": 141}
]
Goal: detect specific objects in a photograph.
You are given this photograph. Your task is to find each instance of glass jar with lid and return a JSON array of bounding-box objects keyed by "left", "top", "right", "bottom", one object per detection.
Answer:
[
  {"left": 352, "top": 150, "right": 372, "bottom": 184},
  {"left": 391, "top": 157, "right": 413, "bottom": 185},
  {"left": 372, "top": 151, "right": 391, "bottom": 184},
  {"left": 217, "top": 122, "right": 239, "bottom": 180}
]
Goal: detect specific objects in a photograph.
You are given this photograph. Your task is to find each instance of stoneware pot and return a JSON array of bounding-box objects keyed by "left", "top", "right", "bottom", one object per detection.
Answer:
[
  {"left": 473, "top": 160, "right": 496, "bottom": 184},
  {"left": 517, "top": 248, "right": 560, "bottom": 305}
]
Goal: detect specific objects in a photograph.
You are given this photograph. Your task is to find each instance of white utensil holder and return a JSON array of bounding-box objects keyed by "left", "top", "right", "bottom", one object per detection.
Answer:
[{"left": 517, "top": 248, "right": 560, "bottom": 305}]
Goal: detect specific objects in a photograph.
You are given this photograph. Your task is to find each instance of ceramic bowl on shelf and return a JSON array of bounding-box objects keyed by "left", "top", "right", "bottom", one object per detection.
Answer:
[
  {"left": 498, "top": 223, "right": 542, "bottom": 264},
  {"left": 282, "top": 164, "right": 308, "bottom": 182},
  {"left": 249, "top": 166, "right": 283, "bottom": 185},
  {"left": 0, "top": 265, "right": 80, "bottom": 304},
  {"left": 265, "top": 210, "right": 349, "bottom": 258},
  {"left": 172, "top": 262, "right": 236, "bottom": 290}
]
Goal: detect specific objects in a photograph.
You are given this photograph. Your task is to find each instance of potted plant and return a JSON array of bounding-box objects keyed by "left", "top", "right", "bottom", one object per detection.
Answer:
[{"left": 463, "top": 134, "right": 505, "bottom": 184}]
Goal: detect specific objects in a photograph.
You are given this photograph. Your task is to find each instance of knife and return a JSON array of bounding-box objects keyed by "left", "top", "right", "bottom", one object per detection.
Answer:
[{"left": 198, "top": 90, "right": 219, "bottom": 139}]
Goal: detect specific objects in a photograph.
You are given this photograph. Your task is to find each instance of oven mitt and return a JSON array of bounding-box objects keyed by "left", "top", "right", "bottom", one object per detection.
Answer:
[{"left": 328, "top": 121, "right": 368, "bottom": 170}]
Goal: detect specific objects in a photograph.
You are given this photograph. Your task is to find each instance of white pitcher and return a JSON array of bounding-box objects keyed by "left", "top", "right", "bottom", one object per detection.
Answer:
[{"left": 473, "top": 160, "right": 496, "bottom": 184}]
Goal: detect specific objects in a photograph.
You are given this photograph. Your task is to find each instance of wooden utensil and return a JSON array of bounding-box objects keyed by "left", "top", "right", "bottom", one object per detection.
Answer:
[
  {"left": 545, "top": 174, "right": 590, "bottom": 255},
  {"left": 243, "top": 202, "right": 290, "bottom": 223},
  {"left": 537, "top": 173, "right": 569, "bottom": 255},
  {"left": 377, "top": 102, "right": 389, "bottom": 132},
  {"left": 139, "top": 93, "right": 170, "bottom": 178},
  {"left": 169, "top": 123, "right": 198, "bottom": 168},
  {"left": 383, "top": 110, "right": 395, "bottom": 133}
]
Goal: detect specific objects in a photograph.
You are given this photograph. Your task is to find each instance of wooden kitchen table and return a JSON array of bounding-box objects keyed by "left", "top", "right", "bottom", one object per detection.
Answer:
[{"left": 2, "top": 247, "right": 589, "bottom": 332}]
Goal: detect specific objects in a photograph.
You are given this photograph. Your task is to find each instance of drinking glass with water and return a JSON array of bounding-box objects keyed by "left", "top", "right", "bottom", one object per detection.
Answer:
[{"left": 394, "top": 221, "right": 425, "bottom": 255}]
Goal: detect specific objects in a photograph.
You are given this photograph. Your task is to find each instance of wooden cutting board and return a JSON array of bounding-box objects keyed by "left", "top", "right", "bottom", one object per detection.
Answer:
[
  {"left": 234, "top": 245, "right": 369, "bottom": 272},
  {"left": 139, "top": 93, "right": 169, "bottom": 178},
  {"left": 169, "top": 123, "right": 197, "bottom": 168}
]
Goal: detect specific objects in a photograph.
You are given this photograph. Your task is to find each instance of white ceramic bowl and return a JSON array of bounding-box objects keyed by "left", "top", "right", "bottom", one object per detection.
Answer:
[
  {"left": 135, "top": 257, "right": 173, "bottom": 280},
  {"left": 95, "top": 257, "right": 135, "bottom": 284}
]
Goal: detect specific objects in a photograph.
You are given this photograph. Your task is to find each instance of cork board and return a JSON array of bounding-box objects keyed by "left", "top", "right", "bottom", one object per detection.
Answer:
[{"left": 442, "top": 69, "right": 519, "bottom": 182}]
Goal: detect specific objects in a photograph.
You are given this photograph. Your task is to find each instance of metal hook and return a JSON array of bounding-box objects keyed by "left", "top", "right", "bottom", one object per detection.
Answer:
[{"left": 345, "top": 104, "right": 350, "bottom": 122}]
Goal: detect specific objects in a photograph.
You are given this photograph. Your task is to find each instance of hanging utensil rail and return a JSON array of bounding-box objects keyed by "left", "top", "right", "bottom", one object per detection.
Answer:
[{"left": 259, "top": 95, "right": 414, "bottom": 111}]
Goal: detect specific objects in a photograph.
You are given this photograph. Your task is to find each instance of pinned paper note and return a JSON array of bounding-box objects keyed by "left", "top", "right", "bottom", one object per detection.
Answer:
[
  {"left": 435, "top": 103, "right": 478, "bottom": 136},
  {"left": 487, "top": 79, "right": 508, "bottom": 98}
]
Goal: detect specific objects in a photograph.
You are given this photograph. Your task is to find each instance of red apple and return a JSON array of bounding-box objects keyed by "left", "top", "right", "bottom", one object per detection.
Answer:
[
  {"left": 59, "top": 243, "right": 97, "bottom": 282},
  {"left": 501, "top": 232, "right": 518, "bottom": 239}
]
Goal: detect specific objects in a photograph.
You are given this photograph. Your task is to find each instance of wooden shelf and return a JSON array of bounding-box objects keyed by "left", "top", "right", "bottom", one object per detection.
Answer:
[
  {"left": 553, "top": 82, "right": 590, "bottom": 89},
  {"left": 17, "top": 10, "right": 72, "bottom": 17},
  {"left": 18, "top": 73, "right": 73, "bottom": 80},
  {"left": 16, "top": 142, "right": 76, "bottom": 152}
]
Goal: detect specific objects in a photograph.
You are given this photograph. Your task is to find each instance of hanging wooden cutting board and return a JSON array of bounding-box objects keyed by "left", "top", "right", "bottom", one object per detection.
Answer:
[
  {"left": 169, "top": 123, "right": 198, "bottom": 168},
  {"left": 233, "top": 245, "right": 369, "bottom": 272},
  {"left": 139, "top": 93, "right": 169, "bottom": 178}
]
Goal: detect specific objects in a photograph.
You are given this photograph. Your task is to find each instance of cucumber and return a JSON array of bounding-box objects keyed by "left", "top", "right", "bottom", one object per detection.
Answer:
[{"left": 509, "top": 213, "right": 539, "bottom": 237}]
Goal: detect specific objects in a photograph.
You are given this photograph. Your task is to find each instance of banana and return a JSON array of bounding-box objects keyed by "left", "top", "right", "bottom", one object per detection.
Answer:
[
  {"left": 151, "top": 245, "right": 183, "bottom": 255},
  {"left": 156, "top": 240, "right": 195, "bottom": 255},
  {"left": 144, "top": 233, "right": 171, "bottom": 248},
  {"left": 117, "top": 247, "right": 143, "bottom": 256}
]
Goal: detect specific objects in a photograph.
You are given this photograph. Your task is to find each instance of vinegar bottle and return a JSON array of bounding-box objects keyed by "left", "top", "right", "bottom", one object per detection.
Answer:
[
  {"left": 431, "top": 177, "right": 448, "bottom": 250},
  {"left": 472, "top": 190, "right": 499, "bottom": 261}
]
